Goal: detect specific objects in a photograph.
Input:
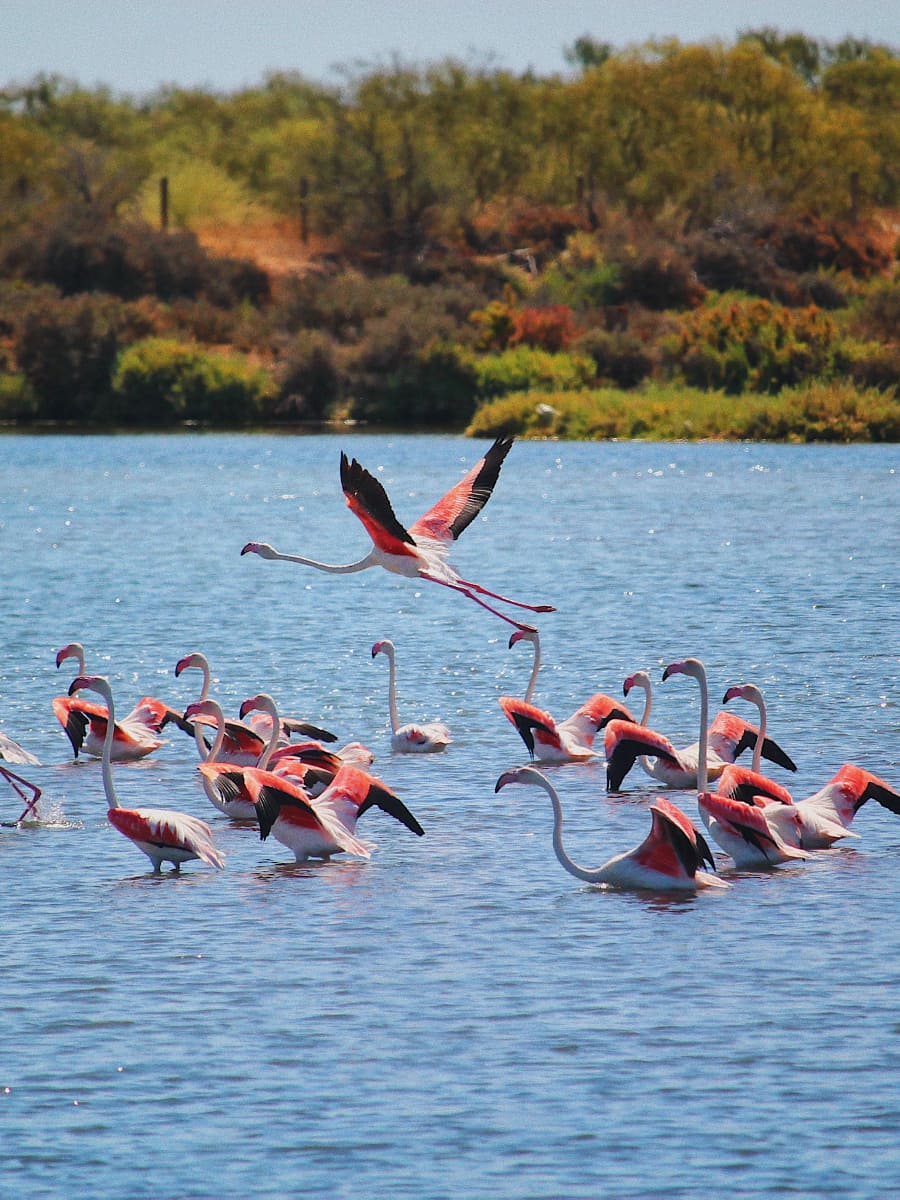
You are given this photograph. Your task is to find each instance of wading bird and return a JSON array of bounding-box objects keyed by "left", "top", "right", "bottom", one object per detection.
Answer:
[
  {"left": 246, "top": 762, "right": 425, "bottom": 863},
  {"left": 604, "top": 661, "right": 795, "bottom": 791},
  {"left": 70, "top": 675, "right": 224, "bottom": 873},
  {"left": 53, "top": 643, "right": 167, "bottom": 761},
  {"left": 495, "top": 765, "right": 727, "bottom": 891},
  {"left": 497, "top": 628, "right": 638, "bottom": 763},
  {"left": 241, "top": 437, "right": 555, "bottom": 632},
  {"left": 371, "top": 639, "right": 451, "bottom": 753}
]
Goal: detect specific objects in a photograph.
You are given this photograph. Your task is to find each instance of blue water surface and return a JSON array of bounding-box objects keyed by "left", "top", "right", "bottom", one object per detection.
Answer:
[{"left": 1, "top": 433, "right": 899, "bottom": 1199}]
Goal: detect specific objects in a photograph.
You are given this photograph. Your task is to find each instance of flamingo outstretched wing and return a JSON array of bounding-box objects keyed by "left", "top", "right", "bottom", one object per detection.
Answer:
[
  {"left": 340, "top": 453, "right": 417, "bottom": 556},
  {"left": 409, "top": 436, "right": 513, "bottom": 544}
]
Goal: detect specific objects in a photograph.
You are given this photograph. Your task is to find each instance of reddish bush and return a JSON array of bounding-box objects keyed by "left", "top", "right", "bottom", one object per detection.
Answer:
[{"left": 510, "top": 305, "right": 579, "bottom": 351}]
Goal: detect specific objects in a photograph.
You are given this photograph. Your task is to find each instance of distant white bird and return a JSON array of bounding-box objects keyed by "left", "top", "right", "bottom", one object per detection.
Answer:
[{"left": 371, "top": 639, "right": 451, "bottom": 753}]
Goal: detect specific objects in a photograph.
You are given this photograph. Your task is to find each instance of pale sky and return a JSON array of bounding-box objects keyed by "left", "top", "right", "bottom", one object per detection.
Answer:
[{"left": 2, "top": 0, "right": 897, "bottom": 94}]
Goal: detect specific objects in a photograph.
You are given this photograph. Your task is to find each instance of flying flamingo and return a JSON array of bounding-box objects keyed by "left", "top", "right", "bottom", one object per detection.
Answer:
[
  {"left": 371, "top": 639, "right": 451, "bottom": 753},
  {"left": 69, "top": 675, "right": 224, "bottom": 872},
  {"left": 498, "top": 628, "right": 637, "bottom": 763},
  {"left": 245, "top": 762, "right": 425, "bottom": 862},
  {"left": 655, "top": 659, "right": 809, "bottom": 869},
  {"left": 604, "top": 661, "right": 796, "bottom": 791},
  {"left": 241, "top": 437, "right": 556, "bottom": 632},
  {"left": 53, "top": 643, "right": 167, "bottom": 762},
  {"left": 494, "top": 765, "right": 728, "bottom": 891},
  {"left": 1, "top": 730, "right": 42, "bottom": 824}
]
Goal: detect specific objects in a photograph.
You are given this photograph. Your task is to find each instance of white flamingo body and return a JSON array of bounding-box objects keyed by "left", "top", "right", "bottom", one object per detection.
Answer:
[
  {"left": 499, "top": 629, "right": 636, "bottom": 763},
  {"left": 241, "top": 437, "right": 555, "bottom": 632},
  {"left": 70, "top": 675, "right": 223, "bottom": 872},
  {"left": 495, "top": 765, "right": 727, "bottom": 891},
  {"left": 372, "top": 639, "right": 451, "bottom": 753}
]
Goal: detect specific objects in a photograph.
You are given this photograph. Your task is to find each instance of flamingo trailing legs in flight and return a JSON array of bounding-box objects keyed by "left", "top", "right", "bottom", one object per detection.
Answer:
[
  {"left": 498, "top": 628, "right": 638, "bottom": 763},
  {"left": 69, "top": 675, "right": 224, "bottom": 872},
  {"left": 371, "top": 639, "right": 451, "bottom": 753},
  {"left": 241, "top": 437, "right": 556, "bottom": 632},
  {"left": 495, "top": 765, "right": 727, "bottom": 891}
]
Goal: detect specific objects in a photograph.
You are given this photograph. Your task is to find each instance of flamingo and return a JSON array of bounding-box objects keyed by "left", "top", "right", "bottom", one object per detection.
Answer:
[
  {"left": 715, "top": 684, "right": 796, "bottom": 807},
  {"left": 494, "top": 765, "right": 727, "bottom": 891},
  {"left": 498, "top": 628, "right": 637, "bottom": 763},
  {"left": 1, "top": 731, "right": 42, "bottom": 824},
  {"left": 241, "top": 437, "right": 556, "bottom": 632},
  {"left": 171, "top": 652, "right": 338, "bottom": 762},
  {"left": 371, "top": 639, "right": 451, "bottom": 753},
  {"left": 604, "top": 660, "right": 795, "bottom": 791},
  {"left": 245, "top": 763, "right": 424, "bottom": 862},
  {"left": 69, "top": 675, "right": 224, "bottom": 872},
  {"left": 53, "top": 643, "right": 166, "bottom": 762},
  {"left": 655, "top": 659, "right": 808, "bottom": 869}
]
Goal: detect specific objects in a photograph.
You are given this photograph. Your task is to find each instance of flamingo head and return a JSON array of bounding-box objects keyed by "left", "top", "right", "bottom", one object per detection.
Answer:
[
  {"left": 662, "top": 658, "right": 705, "bottom": 684},
  {"left": 183, "top": 699, "right": 221, "bottom": 723},
  {"left": 371, "top": 639, "right": 394, "bottom": 660},
  {"left": 56, "top": 642, "right": 85, "bottom": 670},
  {"left": 175, "top": 652, "right": 207, "bottom": 677},
  {"left": 723, "top": 682, "right": 764, "bottom": 707},
  {"left": 239, "top": 693, "right": 275, "bottom": 721},
  {"left": 495, "top": 765, "right": 546, "bottom": 794},
  {"left": 623, "top": 670, "right": 651, "bottom": 698},
  {"left": 508, "top": 628, "right": 538, "bottom": 650},
  {"left": 241, "top": 542, "right": 275, "bottom": 558},
  {"left": 68, "top": 674, "right": 107, "bottom": 699}
]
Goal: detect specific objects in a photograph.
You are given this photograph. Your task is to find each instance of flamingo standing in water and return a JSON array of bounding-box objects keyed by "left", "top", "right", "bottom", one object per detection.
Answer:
[
  {"left": 70, "top": 675, "right": 224, "bottom": 872},
  {"left": 171, "top": 652, "right": 338, "bottom": 762},
  {"left": 655, "top": 660, "right": 808, "bottom": 869},
  {"left": 494, "top": 765, "right": 727, "bottom": 891},
  {"left": 245, "top": 762, "right": 425, "bottom": 863},
  {"left": 53, "top": 643, "right": 177, "bottom": 761},
  {"left": 241, "top": 437, "right": 555, "bottom": 633},
  {"left": 371, "top": 639, "right": 451, "bottom": 753},
  {"left": 604, "top": 661, "right": 796, "bottom": 791},
  {"left": 498, "top": 629, "right": 637, "bottom": 763},
  {"left": 1, "top": 730, "right": 42, "bottom": 824}
]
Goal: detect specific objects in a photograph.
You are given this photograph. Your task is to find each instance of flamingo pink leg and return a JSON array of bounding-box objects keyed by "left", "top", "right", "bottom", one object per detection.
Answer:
[
  {"left": 420, "top": 573, "right": 538, "bottom": 631},
  {"left": 455, "top": 576, "right": 556, "bottom": 613},
  {"left": 1, "top": 766, "right": 42, "bottom": 824}
]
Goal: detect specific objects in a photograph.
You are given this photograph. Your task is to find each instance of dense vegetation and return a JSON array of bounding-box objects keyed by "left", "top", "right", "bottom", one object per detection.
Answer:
[{"left": 0, "top": 29, "right": 897, "bottom": 439}]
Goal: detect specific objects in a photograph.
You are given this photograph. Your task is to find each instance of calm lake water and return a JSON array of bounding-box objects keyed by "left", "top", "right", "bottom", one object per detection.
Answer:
[{"left": 2, "top": 432, "right": 899, "bottom": 1199}]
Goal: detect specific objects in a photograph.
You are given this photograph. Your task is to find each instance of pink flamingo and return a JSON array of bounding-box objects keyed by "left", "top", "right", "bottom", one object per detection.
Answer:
[
  {"left": 371, "top": 639, "right": 451, "bottom": 753},
  {"left": 604, "top": 661, "right": 795, "bottom": 791},
  {"left": 241, "top": 437, "right": 555, "bottom": 632},
  {"left": 53, "top": 643, "right": 166, "bottom": 761},
  {"left": 495, "top": 765, "right": 728, "bottom": 891},
  {"left": 498, "top": 629, "right": 637, "bottom": 763},
  {"left": 245, "top": 763, "right": 424, "bottom": 863},
  {"left": 70, "top": 675, "right": 224, "bottom": 872}
]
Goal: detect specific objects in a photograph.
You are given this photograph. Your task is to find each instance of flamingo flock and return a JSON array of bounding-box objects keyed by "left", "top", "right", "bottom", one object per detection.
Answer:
[{"left": 4, "top": 438, "right": 898, "bottom": 893}]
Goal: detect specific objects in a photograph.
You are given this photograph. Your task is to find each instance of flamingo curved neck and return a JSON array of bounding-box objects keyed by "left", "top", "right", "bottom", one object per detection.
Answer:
[
  {"left": 256, "top": 701, "right": 284, "bottom": 769},
  {"left": 202, "top": 703, "right": 227, "bottom": 763},
  {"left": 523, "top": 637, "right": 541, "bottom": 705},
  {"left": 267, "top": 549, "right": 373, "bottom": 574},
  {"left": 542, "top": 776, "right": 607, "bottom": 883},
  {"left": 99, "top": 686, "right": 120, "bottom": 810},
  {"left": 381, "top": 647, "right": 401, "bottom": 733},
  {"left": 750, "top": 693, "right": 766, "bottom": 774},
  {"left": 695, "top": 666, "right": 710, "bottom": 795}
]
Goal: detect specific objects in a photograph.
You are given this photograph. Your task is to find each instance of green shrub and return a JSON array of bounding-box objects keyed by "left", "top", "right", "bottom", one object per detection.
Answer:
[
  {"left": 109, "top": 337, "right": 274, "bottom": 426},
  {"left": 471, "top": 345, "right": 595, "bottom": 399},
  {"left": 0, "top": 373, "right": 37, "bottom": 420},
  {"left": 348, "top": 341, "right": 477, "bottom": 427},
  {"left": 575, "top": 329, "right": 653, "bottom": 388},
  {"left": 275, "top": 330, "right": 340, "bottom": 420},
  {"left": 15, "top": 291, "right": 153, "bottom": 419}
]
